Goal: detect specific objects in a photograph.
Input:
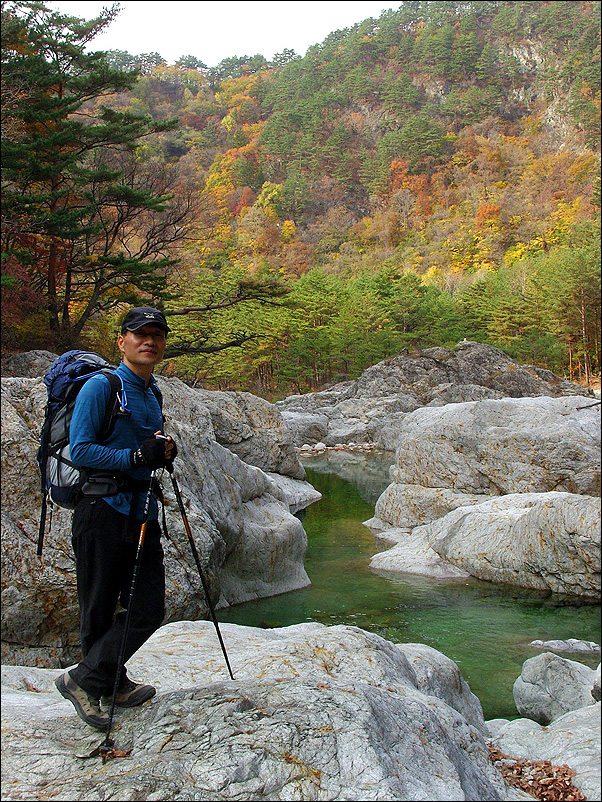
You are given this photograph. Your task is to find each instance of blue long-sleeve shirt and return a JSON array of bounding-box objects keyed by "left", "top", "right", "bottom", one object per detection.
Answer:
[{"left": 69, "top": 361, "right": 163, "bottom": 520}]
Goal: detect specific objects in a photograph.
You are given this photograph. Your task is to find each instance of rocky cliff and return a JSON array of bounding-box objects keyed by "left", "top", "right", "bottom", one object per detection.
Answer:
[{"left": 276, "top": 341, "right": 593, "bottom": 450}]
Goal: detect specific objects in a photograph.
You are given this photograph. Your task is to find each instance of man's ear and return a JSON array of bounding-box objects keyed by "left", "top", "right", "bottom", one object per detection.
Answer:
[{"left": 116, "top": 333, "right": 125, "bottom": 353}]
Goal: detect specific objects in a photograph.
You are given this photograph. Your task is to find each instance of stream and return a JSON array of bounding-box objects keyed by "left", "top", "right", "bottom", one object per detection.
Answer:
[{"left": 218, "top": 452, "right": 601, "bottom": 720}]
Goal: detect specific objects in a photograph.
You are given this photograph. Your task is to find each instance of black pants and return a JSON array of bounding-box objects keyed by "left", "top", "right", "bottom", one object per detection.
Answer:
[{"left": 69, "top": 497, "right": 165, "bottom": 699}]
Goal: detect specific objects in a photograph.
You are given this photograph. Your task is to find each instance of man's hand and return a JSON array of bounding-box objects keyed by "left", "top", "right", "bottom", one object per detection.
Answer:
[
  {"left": 131, "top": 432, "right": 178, "bottom": 469},
  {"left": 157, "top": 433, "right": 178, "bottom": 464}
]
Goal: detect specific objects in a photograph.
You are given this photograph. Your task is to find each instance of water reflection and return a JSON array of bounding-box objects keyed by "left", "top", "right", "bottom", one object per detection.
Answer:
[
  {"left": 299, "top": 449, "right": 395, "bottom": 503},
  {"left": 219, "top": 457, "right": 601, "bottom": 720}
]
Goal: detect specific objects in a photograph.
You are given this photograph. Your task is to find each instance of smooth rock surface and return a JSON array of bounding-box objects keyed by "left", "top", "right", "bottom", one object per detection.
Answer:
[
  {"left": 424, "top": 492, "right": 600, "bottom": 598},
  {"left": 512, "top": 652, "right": 598, "bottom": 725},
  {"left": 196, "top": 389, "right": 306, "bottom": 480},
  {"left": 367, "top": 525, "right": 471, "bottom": 580},
  {"left": 388, "top": 396, "right": 600, "bottom": 498},
  {"left": 369, "top": 492, "right": 600, "bottom": 597},
  {"left": 367, "top": 395, "right": 600, "bottom": 597}
]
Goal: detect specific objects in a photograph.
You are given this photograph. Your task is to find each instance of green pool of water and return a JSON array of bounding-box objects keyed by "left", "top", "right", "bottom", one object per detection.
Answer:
[{"left": 218, "top": 459, "right": 601, "bottom": 720}]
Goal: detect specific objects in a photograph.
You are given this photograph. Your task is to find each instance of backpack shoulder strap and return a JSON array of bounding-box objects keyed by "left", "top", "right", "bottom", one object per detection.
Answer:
[
  {"left": 149, "top": 380, "right": 163, "bottom": 408},
  {"left": 149, "top": 380, "right": 165, "bottom": 421},
  {"left": 99, "top": 370, "right": 123, "bottom": 441}
]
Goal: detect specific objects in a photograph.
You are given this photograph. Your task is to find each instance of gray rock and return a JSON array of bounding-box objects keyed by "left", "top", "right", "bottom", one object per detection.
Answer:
[
  {"left": 196, "top": 389, "right": 306, "bottom": 480},
  {"left": 513, "top": 652, "right": 597, "bottom": 724},
  {"left": 1, "top": 374, "right": 314, "bottom": 667},
  {"left": 529, "top": 638, "right": 601, "bottom": 654},
  {"left": 485, "top": 718, "right": 512, "bottom": 739},
  {"left": 593, "top": 663, "right": 601, "bottom": 701},
  {"left": 1, "top": 349, "right": 58, "bottom": 377},
  {"left": 389, "top": 396, "right": 600, "bottom": 497},
  {"left": 1, "top": 622, "right": 508, "bottom": 801},
  {"left": 368, "top": 525, "right": 472, "bottom": 580},
  {"left": 276, "top": 342, "right": 591, "bottom": 448},
  {"left": 399, "top": 642, "right": 487, "bottom": 734},
  {"left": 280, "top": 410, "right": 329, "bottom": 446},
  {"left": 373, "top": 483, "right": 485, "bottom": 530},
  {"left": 265, "top": 472, "right": 323, "bottom": 514},
  {"left": 367, "top": 395, "right": 600, "bottom": 597},
  {"left": 490, "top": 703, "right": 601, "bottom": 802},
  {"left": 427, "top": 383, "right": 506, "bottom": 406},
  {"left": 423, "top": 492, "right": 600, "bottom": 598}
]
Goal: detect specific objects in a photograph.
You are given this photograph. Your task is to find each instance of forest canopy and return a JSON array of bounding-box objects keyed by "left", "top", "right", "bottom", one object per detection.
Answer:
[{"left": 1, "top": 0, "right": 600, "bottom": 397}]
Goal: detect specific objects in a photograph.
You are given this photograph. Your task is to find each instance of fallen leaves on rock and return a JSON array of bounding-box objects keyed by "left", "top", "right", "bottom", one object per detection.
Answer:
[{"left": 489, "top": 746, "right": 586, "bottom": 801}]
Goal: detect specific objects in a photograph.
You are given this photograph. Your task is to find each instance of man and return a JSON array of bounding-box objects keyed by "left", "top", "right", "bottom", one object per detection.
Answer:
[{"left": 55, "top": 306, "right": 177, "bottom": 731}]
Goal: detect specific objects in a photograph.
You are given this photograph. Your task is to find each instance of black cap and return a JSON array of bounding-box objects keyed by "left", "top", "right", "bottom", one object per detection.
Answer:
[{"left": 121, "top": 307, "right": 170, "bottom": 334}]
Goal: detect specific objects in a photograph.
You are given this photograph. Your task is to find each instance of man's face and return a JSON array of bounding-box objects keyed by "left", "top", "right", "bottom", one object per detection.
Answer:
[{"left": 117, "top": 324, "right": 167, "bottom": 370}]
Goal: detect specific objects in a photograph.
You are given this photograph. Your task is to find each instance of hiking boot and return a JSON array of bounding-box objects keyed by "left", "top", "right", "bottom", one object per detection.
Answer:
[
  {"left": 102, "top": 677, "right": 156, "bottom": 708},
  {"left": 55, "top": 671, "right": 109, "bottom": 731}
]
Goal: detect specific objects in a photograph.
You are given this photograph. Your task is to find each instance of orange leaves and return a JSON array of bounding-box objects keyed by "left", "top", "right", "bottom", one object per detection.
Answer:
[{"left": 475, "top": 203, "right": 501, "bottom": 228}]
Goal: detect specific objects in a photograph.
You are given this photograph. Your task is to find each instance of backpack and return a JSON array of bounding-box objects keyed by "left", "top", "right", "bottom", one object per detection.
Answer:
[{"left": 36, "top": 350, "right": 161, "bottom": 556}]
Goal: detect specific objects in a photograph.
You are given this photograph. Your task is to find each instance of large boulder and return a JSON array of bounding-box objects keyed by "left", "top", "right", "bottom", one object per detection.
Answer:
[
  {"left": 366, "top": 396, "right": 600, "bottom": 597},
  {"left": 353, "top": 342, "right": 586, "bottom": 402},
  {"left": 512, "top": 652, "right": 598, "bottom": 724},
  {"left": 369, "top": 492, "right": 600, "bottom": 597},
  {"left": 1, "top": 373, "right": 315, "bottom": 667},
  {"left": 370, "top": 395, "right": 599, "bottom": 532},
  {"left": 1, "top": 349, "right": 58, "bottom": 378},
  {"left": 276, "top": 342, "right": 592, "bottom": 448},
  {"left": 422, "top": 492, "right": 600, "bottom": 598},
  {"left": 195, "top": 389, "right": 306, "bottom": 480},
  {"left": 367, "top": 484, "right": 485, "bottom": 532},
  {"left": 388, "top": 396, "right": 600, "bottom": 500},
  {"left": 1, "top": 621, "right": 508, "bottom": 801}
]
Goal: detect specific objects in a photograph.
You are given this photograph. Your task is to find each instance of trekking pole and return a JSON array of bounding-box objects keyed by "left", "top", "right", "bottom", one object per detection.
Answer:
[
  {"left": 166, "top": 463, "right": 235, "bottom": 680},
  {"left": 98, "top": 470, "right": 157, "bottom": 762}
]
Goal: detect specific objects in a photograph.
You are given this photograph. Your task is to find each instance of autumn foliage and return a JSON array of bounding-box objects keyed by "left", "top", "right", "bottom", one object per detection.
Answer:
[{"left": 2, "top": 0, "right": 600, "bottom": 396}]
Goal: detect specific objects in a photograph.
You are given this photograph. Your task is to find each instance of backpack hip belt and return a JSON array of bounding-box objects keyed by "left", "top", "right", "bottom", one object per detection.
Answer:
[{"left": 78, "top": 471, "right": 162, "bottom": 500}]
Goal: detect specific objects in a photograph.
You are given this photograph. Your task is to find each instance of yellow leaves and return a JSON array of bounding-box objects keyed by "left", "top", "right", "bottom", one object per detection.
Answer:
[
  {"left": 421, "top": 266, "right": 443, "bottom": 286},
  {"left": 504, "top": 199, "right": 582, "bottom": 266},
  {"left": 545, "top": 198, "right": 582, "bottom": 244},
  {"left": 504, "top": 238, "right": 544, "bottom": 266},
  {"left": 221, "top": 113, "right": 236, "bottom": 131},
  {"left": 567, "top": 153, "right": 597, "bottom": 183},
  {"left": 520, "top": 114, "right": 544, "bottom": 137},
  {"left": 205, "top": 153, "right": 237, "bottom": 196},
  {"left": 217, "top": 74, "right": 260, "bottom": 105},
  {"left": 255, "top": 181, "right": 283, "bottom": 210},
  {"left": 281, "top": 220, "right": 297, "bottom": 242}
]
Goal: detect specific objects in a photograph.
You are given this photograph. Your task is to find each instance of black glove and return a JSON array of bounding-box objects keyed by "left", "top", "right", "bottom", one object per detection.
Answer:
[{"left": 131, "top": 436, "right": 170, "bottom": 469}]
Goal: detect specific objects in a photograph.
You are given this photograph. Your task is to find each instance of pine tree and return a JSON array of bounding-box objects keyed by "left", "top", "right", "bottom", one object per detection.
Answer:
[{"left": 1, "top": 1, "right": 181, "bottom": 348}]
